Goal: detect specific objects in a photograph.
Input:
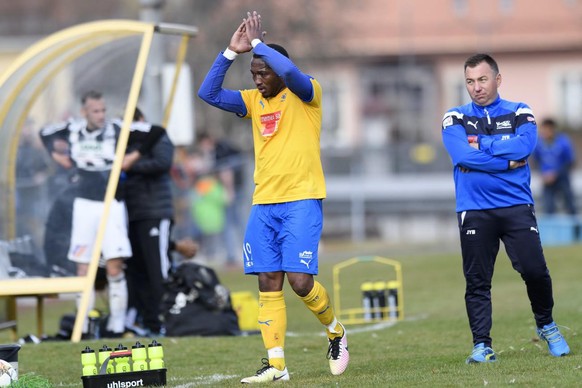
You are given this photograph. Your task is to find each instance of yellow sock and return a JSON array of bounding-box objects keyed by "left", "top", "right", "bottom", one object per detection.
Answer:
[
  {"left": 300, "top": 281, "right": 344, "bottom": 339},
  {"left": 258, "top": 291, "right": 286, "bottom": 370}
]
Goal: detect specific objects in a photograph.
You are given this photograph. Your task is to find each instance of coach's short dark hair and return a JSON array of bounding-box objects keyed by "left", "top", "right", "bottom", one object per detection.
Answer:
[
  {"left": 464, "top": 53, "right": 499, "bottom": 75},
  {"left": 253, "top": 43, "right": 289, "bottom": 59},
  {"left": 81, "top": 90, "right": 102, "bottom": 105}
]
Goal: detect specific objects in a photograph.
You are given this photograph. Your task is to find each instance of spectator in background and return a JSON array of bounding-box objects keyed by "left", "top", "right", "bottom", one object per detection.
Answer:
[
  {"left": 198, "top": 132, "right": 246, "bottom": 267},
  {"left": 42, "top": 135, "right": 80, "bottom": 275},
  {"left": 123, "top": 107, "right": 198, "bottom": 336},
  {"left": 190, "top": 168, "right": 228, "bottom": 262},
  {"left": 532, "top": 118, "right": 577, "bottom": 215},
  {"left": 16, "top": 119, "right": 50, "bottom": 260}
]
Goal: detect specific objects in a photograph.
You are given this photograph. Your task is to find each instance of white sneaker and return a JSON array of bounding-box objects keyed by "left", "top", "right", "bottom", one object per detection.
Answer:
[
  {"left": 327, "top": 322, "right": 349, "bottom": 375},
  {"left": 241, "top": 358, "right": 290, "bottom": 383}
]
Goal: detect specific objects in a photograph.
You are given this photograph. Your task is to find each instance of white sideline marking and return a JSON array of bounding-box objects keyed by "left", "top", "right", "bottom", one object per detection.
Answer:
[
  {"left": 172, "top": 374, "right": 237, "bottom": 387},
  {"left": 287, "top": 313, "right": 429, "bottom": 337}
]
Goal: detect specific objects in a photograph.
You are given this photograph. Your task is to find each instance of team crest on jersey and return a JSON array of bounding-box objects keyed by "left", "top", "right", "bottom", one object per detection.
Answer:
[
  {"left": 260, "top": 110, "right": 282, "bottom": 137},
  {"left": 442, "top": 116, "right": 453, "bottom": 128}
]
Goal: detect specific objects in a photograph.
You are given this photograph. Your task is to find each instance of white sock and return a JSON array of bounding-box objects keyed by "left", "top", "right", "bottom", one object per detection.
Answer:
[
  {"left": 267, "top": 347, "right": 285, "bottom": 360},
  {"left": 76, "top": 290, "right": 95, "bottom": 333},
  {"left": 125, "top": 306, "right": 138, "bottom": 328},
  {"left": 326, "top": 317, "right": 339, "bottom": 333},
  {"left": 106, "top": 272, "right": 127, "bottom": 333}
]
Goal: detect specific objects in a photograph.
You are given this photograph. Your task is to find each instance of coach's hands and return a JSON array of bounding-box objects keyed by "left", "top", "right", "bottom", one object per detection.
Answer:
[
  {"left": 459, "top": 159, "right": 526, "bottom": 173},
  {"left": 509, "top": 160, "right": 527, "bottom": 170}
]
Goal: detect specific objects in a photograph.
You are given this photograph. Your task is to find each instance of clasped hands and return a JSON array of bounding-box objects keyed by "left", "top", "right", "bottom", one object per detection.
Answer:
[{"left": 228, "top": 11, "right": 267, "bottom": 54}]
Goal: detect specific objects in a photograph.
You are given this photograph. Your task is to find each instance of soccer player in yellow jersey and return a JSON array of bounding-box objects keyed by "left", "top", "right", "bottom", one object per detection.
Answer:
[{"left": 198, "top": 10, "right": 349, "bottom": 383}]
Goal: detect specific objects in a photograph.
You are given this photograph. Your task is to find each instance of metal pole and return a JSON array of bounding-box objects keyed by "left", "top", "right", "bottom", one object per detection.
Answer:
[{"left": 139, "top": 0, "right": 165, "bottom": 123}]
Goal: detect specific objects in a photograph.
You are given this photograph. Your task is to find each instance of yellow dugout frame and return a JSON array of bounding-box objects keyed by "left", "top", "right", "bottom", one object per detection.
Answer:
[{"left": 0, "top": 20, "right": 197, "bottom": 342}]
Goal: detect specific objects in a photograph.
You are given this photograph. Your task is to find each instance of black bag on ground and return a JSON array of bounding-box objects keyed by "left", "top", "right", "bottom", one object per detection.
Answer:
[{"left": 160, "top": 261, "right": 240, "bottom": 336}]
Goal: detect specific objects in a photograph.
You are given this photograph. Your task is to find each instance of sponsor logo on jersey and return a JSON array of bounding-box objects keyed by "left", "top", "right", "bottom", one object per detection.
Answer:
[
  {"left": 260, "top": 111, "right": 281, "bottom": 137},
  {"left": 467, "top": 120, "right": 478, "bottom": 129},
  {"left": 496, "top": 120, "right": 512, "bottom": 130}
]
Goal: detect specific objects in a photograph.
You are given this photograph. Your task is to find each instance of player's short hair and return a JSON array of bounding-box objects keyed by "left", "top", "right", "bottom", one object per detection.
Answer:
[
  {"left": 464, "top": 53, "right": 499, "bottom": 75},
  {"left": 253, "top": 43, "right": 289, "bottom": 59},
  {"left": 541, "top": 118, "right": 557, "bottom": 128},
  {"left": 81, "top": 90, "right": 103, "bottom": 105}
]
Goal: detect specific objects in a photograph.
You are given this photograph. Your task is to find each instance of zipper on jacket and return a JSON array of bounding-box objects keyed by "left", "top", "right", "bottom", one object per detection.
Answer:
[{"left": 484, "top": 108, "right": 491, "bottom": 125}]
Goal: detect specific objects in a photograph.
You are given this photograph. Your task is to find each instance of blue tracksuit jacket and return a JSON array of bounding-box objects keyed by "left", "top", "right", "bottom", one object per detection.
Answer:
[{"left": 441, "top": 95, "right": 538, "bottom": 212}]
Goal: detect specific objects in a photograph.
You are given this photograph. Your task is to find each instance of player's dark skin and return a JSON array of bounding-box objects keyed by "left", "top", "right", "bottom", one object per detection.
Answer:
[{"left": 229, "top": 11, "right": 314, "bottom": 297}]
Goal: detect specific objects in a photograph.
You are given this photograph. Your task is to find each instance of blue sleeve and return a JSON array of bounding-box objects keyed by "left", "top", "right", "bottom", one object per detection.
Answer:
[
  {"left": 479, "top": 122, "right": 537, "bottom": 161},
  {"left": 563, "top": 135, "right": 576, "bottom": 164},
  {"left": 197, "top": 53, "right": 247, "bottom": 116},
  {"left": 252, "top": 42, "right": 314, "bottom": 102},
  {"left": 442, "top": 113, "right": 509, "bottom": 173},
  {"left": 478, "top": 106, "right": 537, "bottom": 160},
  {"left": 558, "top": 135, "right": 576, "bottom": 174}
]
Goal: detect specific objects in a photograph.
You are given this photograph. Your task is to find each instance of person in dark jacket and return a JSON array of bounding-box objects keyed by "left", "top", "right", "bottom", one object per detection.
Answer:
[{"left": 123, "top": 107, "right": 197, "bottom": 336}]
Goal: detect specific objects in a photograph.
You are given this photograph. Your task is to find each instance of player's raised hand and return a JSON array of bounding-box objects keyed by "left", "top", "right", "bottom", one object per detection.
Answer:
[
  {"left": 244, "top": 11, "right": 266, "bottom": 43},
  {"left": 228, "top": 21, "right": 252, "bottom": 54}
]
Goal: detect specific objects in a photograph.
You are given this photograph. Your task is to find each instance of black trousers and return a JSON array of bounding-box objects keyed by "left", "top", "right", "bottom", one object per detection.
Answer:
[
  {"left": 126, "top": 218, "right": 172, "bottom": 333},
  {"left": 457, "top": 204, "right": 554, "bottom": 347}
]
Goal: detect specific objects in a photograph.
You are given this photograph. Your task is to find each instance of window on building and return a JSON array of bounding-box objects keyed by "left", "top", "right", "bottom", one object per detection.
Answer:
[
  {"left": 557, "top": 71, "right": 582, "bottom": 129},
  {"left": 453, "top": 81, "right": 472, "bottom": 107},
  {"left": 499, "top": 0, "right": 514, "bottom": 14},
  {"left": 321, "top": 83, "right": 340, "bottom": 146},
  {"left": 453, "top": 0, "right": 468, "bottom": 16}
]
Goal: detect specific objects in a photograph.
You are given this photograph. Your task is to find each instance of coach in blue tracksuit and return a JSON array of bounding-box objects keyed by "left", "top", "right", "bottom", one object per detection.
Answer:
[{"left": 441, "top": 53, "right": 570, "bottom": 364}]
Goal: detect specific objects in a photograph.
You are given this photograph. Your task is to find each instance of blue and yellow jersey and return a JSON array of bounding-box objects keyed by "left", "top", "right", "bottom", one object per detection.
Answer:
[
  {"left": 240, "top": 79, "right": 325, "bottom": 204},
  {"left": 198, "top": 42, "right": 326, "bottom": 205}
]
